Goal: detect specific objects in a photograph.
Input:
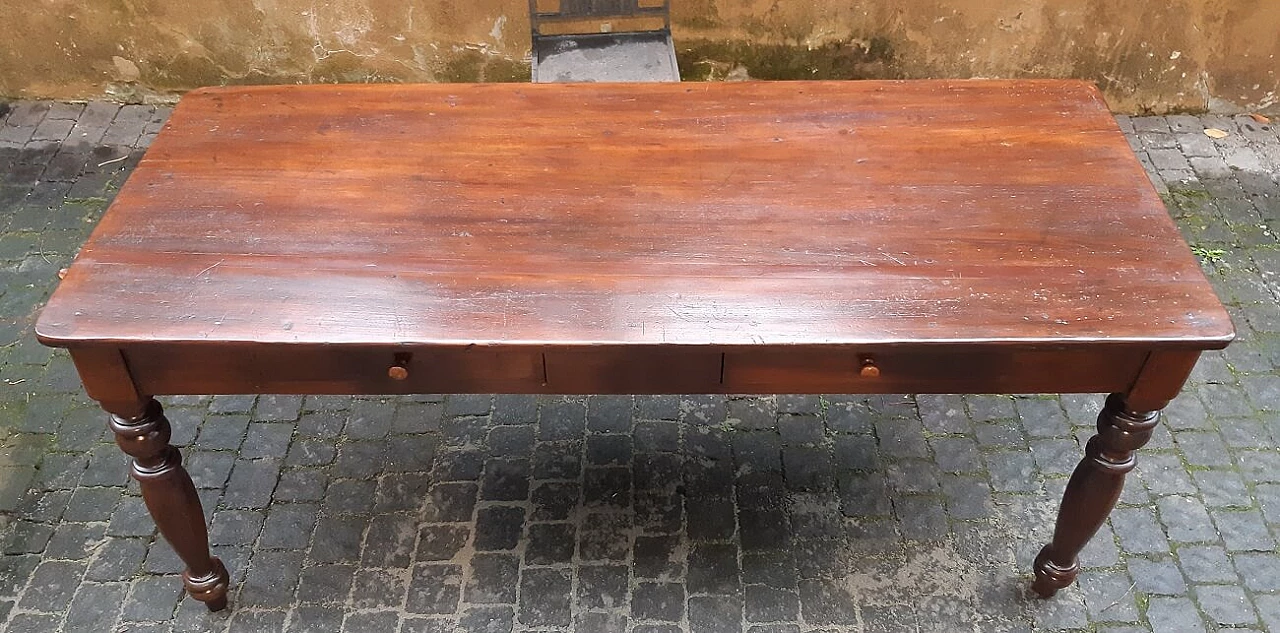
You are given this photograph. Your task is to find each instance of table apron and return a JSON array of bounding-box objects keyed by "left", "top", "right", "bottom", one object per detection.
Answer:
[{"left": 109, "top": 344, "right": 1154, "bottom": 396}]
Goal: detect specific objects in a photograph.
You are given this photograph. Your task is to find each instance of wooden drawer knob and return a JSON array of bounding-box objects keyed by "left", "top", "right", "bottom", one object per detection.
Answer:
[
  {"left": 388, "top": 353, "right": 412, "bottom": 380},
  {"left": 859, "top": 357, "right": 880, "bottom": 378}
]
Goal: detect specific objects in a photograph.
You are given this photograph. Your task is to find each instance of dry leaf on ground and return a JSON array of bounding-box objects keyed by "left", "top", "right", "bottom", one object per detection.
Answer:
[
  {"left": 1204, "top": 128, "right": 1230, "bottom": 139},
  {"left": 1249, "top": 113, "right": 1271, "bottom": 124}
]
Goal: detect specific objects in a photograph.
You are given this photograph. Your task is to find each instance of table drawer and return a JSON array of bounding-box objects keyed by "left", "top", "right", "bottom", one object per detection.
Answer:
[
  {"left": 125, "top": 345, "right": 546, "bottom": 395},
  {"left": 722, "top": 347, "right": 1148, "bottom": 394}
]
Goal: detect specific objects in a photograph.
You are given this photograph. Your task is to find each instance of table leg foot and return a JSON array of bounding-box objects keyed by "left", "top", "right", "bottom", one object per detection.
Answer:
[
  {"left": 185, "top": 557, "right": 230, "bottom": 611},
  {"left": 1031, "top": 551, "right": 1077, "bottom": 597},
  {"left": 1031, "top": 393, "right": 1158, "bottom": 598},
  {"left": 108, "top": 398, "right": 230, "bottom": 610}
]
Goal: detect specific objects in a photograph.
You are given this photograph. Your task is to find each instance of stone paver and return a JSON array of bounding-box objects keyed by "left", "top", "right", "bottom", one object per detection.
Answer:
[{"left": 0, "top": 100, "right": 1278, "bottom": 631}]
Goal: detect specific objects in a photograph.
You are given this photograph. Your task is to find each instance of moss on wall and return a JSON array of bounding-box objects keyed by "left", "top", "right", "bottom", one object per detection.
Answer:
[
  {"left": 677, "top": 39, "right": 896, "bottom": 81},
  {"left": 439, "top": 49, "right": 530, "bottom": 83}
]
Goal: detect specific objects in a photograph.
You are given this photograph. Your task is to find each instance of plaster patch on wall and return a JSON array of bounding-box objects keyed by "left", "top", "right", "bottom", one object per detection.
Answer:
[
  {"left": 490, "top": 15, "right": 508, "bottom": 42},
  {"left": 306, "top": 0, "right": 376, "bottom": 60},
  {"left": 112, "top": 56, "right": 141, "bottom": 82}
]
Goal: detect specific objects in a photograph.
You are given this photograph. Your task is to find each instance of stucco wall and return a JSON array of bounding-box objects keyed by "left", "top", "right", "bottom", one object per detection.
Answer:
[{"left": 1, "top": 0, "right": 1277, "bottom": 113}]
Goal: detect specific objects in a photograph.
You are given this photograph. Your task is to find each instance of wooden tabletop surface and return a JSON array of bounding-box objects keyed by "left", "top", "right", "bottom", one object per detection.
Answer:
[{"left": 37, "top": 80, "right": 1233, "bottom": 350}]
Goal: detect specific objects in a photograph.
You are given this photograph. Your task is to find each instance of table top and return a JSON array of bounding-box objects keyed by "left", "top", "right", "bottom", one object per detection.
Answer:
[{"left": 37, "top": 80, "right": 1233, "bottom": 350}]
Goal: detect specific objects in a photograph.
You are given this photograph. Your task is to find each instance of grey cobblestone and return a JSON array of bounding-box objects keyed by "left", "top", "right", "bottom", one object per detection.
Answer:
[
  {"left": 1147, "top": 595, "right": 1208, "bottom": 633},
  {"left": 1212, "top": 509, "right": 1276, "bottom": 551},
  {"left": 1, "top": 104, "right": 1279, "bottom": 631},
  {"left": 1195, "top": 584, "right": 1259, "bottom": 626},
  {"left": 1129, "top": 557, "right": 1189, "bottom": 596}
]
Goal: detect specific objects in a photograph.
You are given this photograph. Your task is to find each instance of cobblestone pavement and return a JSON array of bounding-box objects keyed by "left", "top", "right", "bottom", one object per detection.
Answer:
[{"left": 0, "top": 99, "right": 1278, "bottom": 633}]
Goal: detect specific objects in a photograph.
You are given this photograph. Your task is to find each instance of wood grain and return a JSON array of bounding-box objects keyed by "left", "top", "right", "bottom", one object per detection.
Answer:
[
  {"left": 69, "top": 347, "right": 146, "bottom": 417},
  {"left": 36, "top": 80, "right": 1232, "bottom": 353}
]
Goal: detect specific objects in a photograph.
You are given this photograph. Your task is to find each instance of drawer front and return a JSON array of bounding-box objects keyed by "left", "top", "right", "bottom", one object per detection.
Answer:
[
  {"left": 722, "top": 347, "right": 1148, "bottom": 394},
  {"left": 126, "top": 345, "right": 545, "bottom": 395}
]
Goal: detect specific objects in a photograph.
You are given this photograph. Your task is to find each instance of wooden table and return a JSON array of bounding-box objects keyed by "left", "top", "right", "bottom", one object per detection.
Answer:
[{"left": 36, "top": 80, "right": 1233, "bottom": 610}]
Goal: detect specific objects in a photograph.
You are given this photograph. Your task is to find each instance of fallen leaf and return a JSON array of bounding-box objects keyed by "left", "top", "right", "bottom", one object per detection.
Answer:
[
  {"left": 1249, "top": 113, "right": 1271, "bottom": 124},
  {"left": 57, "top": 268, "right": 68, "bottom": 280},
  {"left": 1204, "top": 128, "right": 1230, "bottom": 139}
]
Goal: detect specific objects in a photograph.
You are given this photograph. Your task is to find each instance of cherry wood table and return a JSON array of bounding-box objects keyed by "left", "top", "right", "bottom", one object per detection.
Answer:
[{"left": 36, "top": 80, "right": 1233, "bottom": 610}]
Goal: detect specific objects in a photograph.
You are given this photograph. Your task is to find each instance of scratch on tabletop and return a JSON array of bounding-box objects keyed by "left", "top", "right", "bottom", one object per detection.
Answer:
[
  {"left": 197, "top": 259, "right": 226, "bottom": 277},
  {"left": 879, "top": 250, "right": 905, "bottom": 265}
]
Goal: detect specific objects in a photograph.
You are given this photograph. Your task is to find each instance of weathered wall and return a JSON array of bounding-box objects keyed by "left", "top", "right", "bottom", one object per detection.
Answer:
[
  {"left": 672, "top": 0, "right": 1280, "bottom": 114},
  {"left": 1, "top": 0, "right": 1277, "bottom": 113}
]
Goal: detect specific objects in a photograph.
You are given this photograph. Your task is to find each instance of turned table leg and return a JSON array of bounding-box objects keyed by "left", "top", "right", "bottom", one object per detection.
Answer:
[
  {"left": 109, "top": 398, "right": 230, "bottom": 611},
  {"left": 1032, "top": 392, "right": 1158, "bottom": 597}
]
